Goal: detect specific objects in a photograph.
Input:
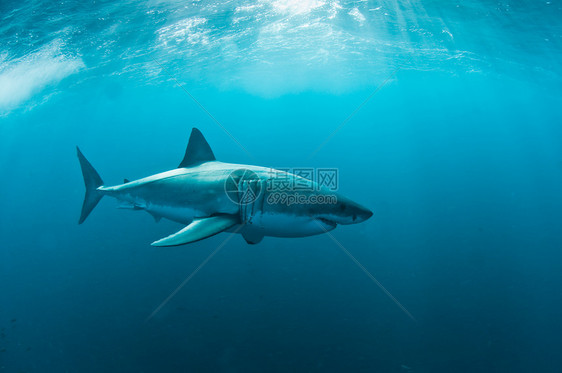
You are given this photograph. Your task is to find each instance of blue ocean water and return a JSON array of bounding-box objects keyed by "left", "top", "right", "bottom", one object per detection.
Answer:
[{"left": 1, "top": 0, "right": 562, "bottom": 372}]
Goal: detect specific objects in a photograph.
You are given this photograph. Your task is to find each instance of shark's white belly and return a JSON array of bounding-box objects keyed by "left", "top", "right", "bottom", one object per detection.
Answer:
[
  {"left": 115, "top": 194, "right": 201, "bottom": 225},
  {"left": 241, "top": 211, "right": 336, "bottom": 238},
  {"left": 148, "top": 204, "right": 199, "bottom": 225}
]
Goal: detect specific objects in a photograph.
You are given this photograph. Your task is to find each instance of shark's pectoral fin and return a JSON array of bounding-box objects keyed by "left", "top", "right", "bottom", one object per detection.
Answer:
[
  {"left": 151, "top": 215, "right": 239, "bottom": 247},
  {"left": 242, "top": 230, "right": 264, "bottom": 245}
]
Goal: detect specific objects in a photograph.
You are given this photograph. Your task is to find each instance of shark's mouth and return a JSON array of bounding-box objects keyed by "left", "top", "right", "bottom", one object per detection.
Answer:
[{"left": 317, "top": 217, "right": 337, "bottom": 229}]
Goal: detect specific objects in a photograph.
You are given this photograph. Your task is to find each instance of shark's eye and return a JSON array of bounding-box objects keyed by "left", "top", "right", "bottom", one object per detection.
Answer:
[{"left": 340, "top": 203, "right": 347, "bottom": 211}]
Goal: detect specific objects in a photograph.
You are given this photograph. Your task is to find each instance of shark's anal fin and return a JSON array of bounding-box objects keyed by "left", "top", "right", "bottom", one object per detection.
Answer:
[
  {"left": 117, "top": 203, "right": 162, "bottom": 222},
  {"left": 117, "top": 203, "right": 143, "bottom": 210},
  {"left": 151, "top": 215, "right": 238, "bottom": 247}
]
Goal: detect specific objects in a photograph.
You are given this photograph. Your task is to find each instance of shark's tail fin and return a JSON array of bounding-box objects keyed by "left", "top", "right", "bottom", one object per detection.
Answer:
[{"left": 76, "top": 147, "right": 104, "bottom": 224}]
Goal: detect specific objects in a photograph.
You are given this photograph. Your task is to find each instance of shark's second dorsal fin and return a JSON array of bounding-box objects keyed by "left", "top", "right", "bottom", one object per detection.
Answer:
[{"left": 178, "top": 128, "right": 216, "bottom": 168}]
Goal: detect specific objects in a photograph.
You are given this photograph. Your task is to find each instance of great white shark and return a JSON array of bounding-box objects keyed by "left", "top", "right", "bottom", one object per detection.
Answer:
[{"left": 77, "top": 128, "right": 372, "bottom": 246}]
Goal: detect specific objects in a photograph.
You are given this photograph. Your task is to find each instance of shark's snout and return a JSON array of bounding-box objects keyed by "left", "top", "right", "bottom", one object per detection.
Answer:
[
  {"left": 321, "top": 199, "right": 373, "bottom": 225},
  {"left": 345, "top": 203, "right": 373, "bottom": 225},
  {"left": 354, "top": 206, "right": 373, "bottom": 223}
]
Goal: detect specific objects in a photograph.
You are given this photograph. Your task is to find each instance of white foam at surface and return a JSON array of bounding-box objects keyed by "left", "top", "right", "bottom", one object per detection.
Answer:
[
  {"left": 266, "top": 0, "right": 326, "bottom": 16},
  {"left": 0, "top": 40, "right": 84, "bottom": 114},
  {"left": 348, "top": 7, "right": 366, "bottom": 24},
  {"left": 157, "top": 17, "right": 209, "bottom": 46}
]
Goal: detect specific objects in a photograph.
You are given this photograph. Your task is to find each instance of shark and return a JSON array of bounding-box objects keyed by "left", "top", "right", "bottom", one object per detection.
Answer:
[{"left": 77, "top": 128, "right": 372, "bottom": 246}]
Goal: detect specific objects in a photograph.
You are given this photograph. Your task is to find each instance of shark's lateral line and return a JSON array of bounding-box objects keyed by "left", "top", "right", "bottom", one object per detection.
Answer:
[{"left": 77, "top": 128, "right": 372, "bottom": 246}]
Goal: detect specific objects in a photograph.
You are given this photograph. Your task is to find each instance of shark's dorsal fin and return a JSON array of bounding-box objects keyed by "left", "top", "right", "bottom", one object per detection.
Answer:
[
  {"left": 123, "top": 178, "right": 130, "bottom": 183},
  {"left": 178, "top": 128, "right": 216, "bottom": 168}
]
